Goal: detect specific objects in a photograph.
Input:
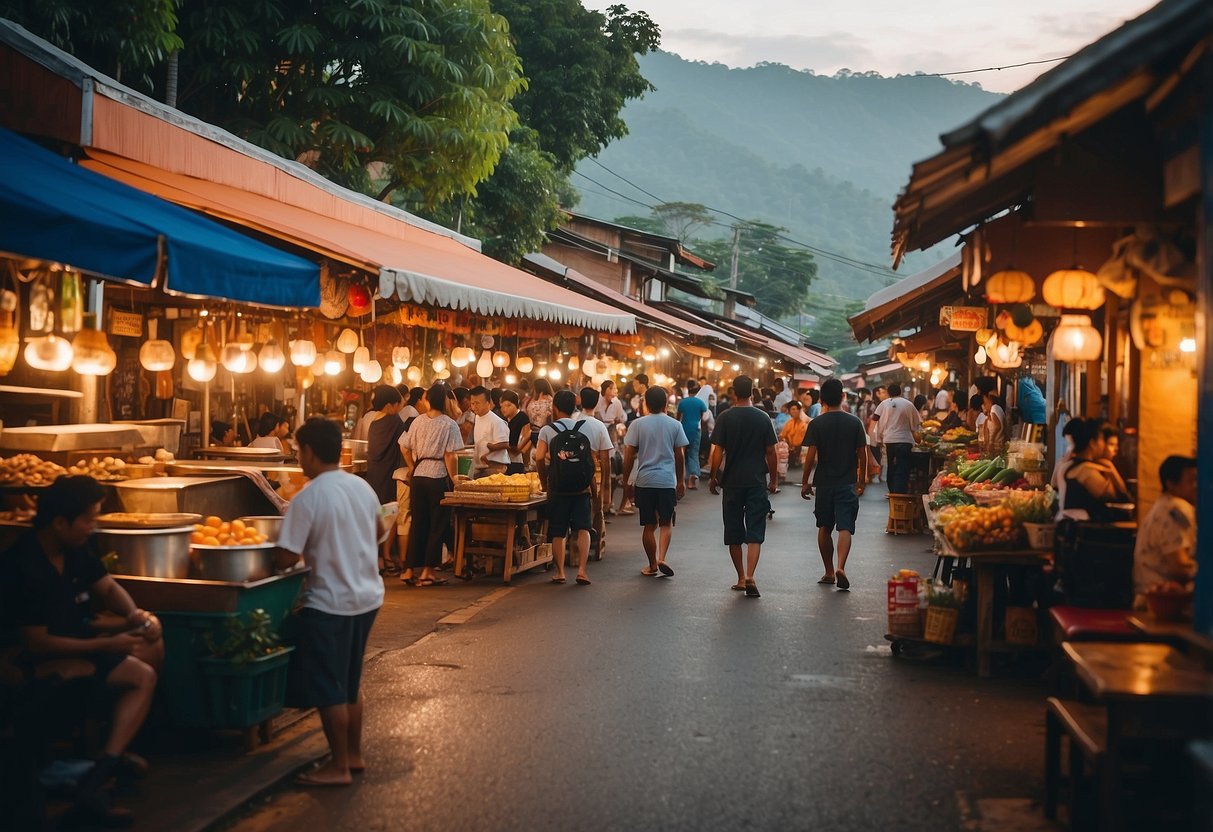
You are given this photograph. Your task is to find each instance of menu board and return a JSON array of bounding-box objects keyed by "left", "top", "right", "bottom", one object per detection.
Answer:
[{"left": 110, "top": 352, "right": 142, "bottom": 421}]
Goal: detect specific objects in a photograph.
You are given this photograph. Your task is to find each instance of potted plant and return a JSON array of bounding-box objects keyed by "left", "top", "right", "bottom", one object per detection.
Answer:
[{"left": 199, "top": 609, "right": 294, "bottom": 733}]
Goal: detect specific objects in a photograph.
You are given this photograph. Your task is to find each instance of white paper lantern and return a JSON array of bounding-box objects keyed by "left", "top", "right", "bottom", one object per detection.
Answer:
[
  {"left": 476, "top": 350, "right": 493, "bottom": 378},
  {"left": 516, "top": 356, "right": 534, "bottom": 373},
  {"left": 406, "top": 365, "right": 423, "bottom": 384},
  {"left": 187, "top": 342, "right": 218, "bottom": 382},
  {"left": 353, "top": 346, "right": 370, "bottom": 374},
  {"left": 139, "top": 339, "right": 176, "bottom": 372},
  {"left": 336, "top": 328, "right": 359, "bottom": 354},
  {"left": 432, "top": 355, "right": 448, "bottom": 373},
  {"left": 1052, "top": 315, "right": 1102, "bottom": 362},
  {"left": 360, "top": 360, "right": 383, "bottom": 383},
  {"left": 24, "top": 334, "right": 73, "bottom": 372},
  {"left": 289, "top": 339, "right": 317, "bottom": 367},
  {"left": 492, "top": 350, "right": 510, "bottom": 368},
  {"left": 71, "top": 329, "right": 117, "bottom": 376},
  {"left": 392, "top": 346, "right": 411, "bottom": 369},
  {"left": 324, "top": 349, "right": 345, "bottom": 376},
  {"left": 258, "top": 340, "right": 286, "bottom": 373}
]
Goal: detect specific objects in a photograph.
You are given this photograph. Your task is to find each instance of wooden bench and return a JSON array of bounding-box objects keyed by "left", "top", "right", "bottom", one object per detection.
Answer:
[{"left": 1045, "top": 696, "right": 1108, "bottom": 827}]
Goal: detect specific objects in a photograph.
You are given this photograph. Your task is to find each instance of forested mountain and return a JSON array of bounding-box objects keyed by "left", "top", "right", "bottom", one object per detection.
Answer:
[{"left": 573, "top": 51, "right": 1003, "bottom": 307}]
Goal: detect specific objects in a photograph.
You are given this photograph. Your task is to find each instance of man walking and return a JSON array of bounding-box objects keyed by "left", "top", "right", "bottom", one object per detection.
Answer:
[
  {"left": 278, "top": 418, "right": 384, "bottom": 786},
  {"left": 708, "top": 375, "right": 779, "bottom": 598},
  {"left": 800, "top": 379, "right": 868, "bottom": 591},
  {"left": 622, "top": 386, "right": 688, "bottom": 578},
  {"left": 873, "top": 382, "right": 921, "bottom": 494},
  {"left": 536, "top": 390, "right": 613, "bottom": 585}
]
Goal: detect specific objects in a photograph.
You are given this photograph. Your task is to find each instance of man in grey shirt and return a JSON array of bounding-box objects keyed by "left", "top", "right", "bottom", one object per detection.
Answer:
[{"left": 622, "top": 386, "right": 688, "bottom": 578}]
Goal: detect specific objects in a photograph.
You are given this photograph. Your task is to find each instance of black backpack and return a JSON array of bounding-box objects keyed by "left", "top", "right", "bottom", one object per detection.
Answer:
[{"left": 548, "top": 420, "right": 595, "bottom": 494}]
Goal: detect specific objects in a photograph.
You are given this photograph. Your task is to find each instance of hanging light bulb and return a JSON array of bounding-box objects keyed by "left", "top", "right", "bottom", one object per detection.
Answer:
[
  {"left": 659, "top": 346, "right": 670, "bottom": 358},
  {"left": 731, "top": 363, "right": 740, "bottom": 372},
  {"left": 1180, "top": 337, "right": 1197, "bottom": 354},
  {"left": 432, "top": 355, "right": 448, "bottom": 373},
  {"left": 387, "top": 365, "right": 403, "bottom": 385},
  {"left": 476, "top": 349, "right": 493, "bottom": 378},
  {"left": 259, "top": 339, "right": 286, "bottom": 373},
  {"left": 406, "top": 365, "right": 423, "bottom": 384},
  {"left": 548, "top": 367, "right": 562, "bottom": 381},
  {"left": 516, "top": 356, "right": 534, "bottom": 373},
  {"left": 975, "top": 346, "right": 988, "bottom": 365},
  {"left": 324, "top": 349, "right": 345, "bottom": 376},
  {"left": 139, "top": 339, "right": 176, "bottom": 372},
  {"left": 290, "top": 339, "right": 317, "bottom": 367},
  {"left": 24, "top": 334, "right": 73, "bottom": 372},
  {"left": 504, "top": 373, "right": 517, "bottom": 385},
  {"left": 222, "top": 343, "right": 249, "bottom": 373},
  {"left": 353, "top": 345, "right": 370, "bottom": 374},
  {"left": 492, "top": 350, "right": 510, "bottom": 368},
  {"left": 72, "top": 329, "right": 116, "bottom": 376},
  {"left": 336, "top": 328, "right": 359, "bottom": 354},
  {"left": 568, "top": 354, "right": 580, "bottom": 371},
  {"left": 392, "top": 346, "right": 411, "bottom": 369},
  {"left": 187, "top": 342, "right": 218, "bottom": 382},
  {"left": 360, "top": 359, "right": 383, "bottom": 383},
  {"left": 1052, "top": 315, "right": 1102, "bottom": 363},
  {"left": 642, "top": 344, "right": 658, "bottom": 361}
]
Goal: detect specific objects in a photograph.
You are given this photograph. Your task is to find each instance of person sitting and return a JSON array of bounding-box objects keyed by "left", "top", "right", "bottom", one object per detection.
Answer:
[
  {"left": 4, "top": 476, "right": 163, "bottom": 826},
  {"left": 249, "top": 412, "right": 288, "bottom": 452},
  {"left": 1061, "top": 419, "right": 1132, "bottom": 522},
  {"left": 1133, "top": 455, "right": 1197, "bottom": 606}
]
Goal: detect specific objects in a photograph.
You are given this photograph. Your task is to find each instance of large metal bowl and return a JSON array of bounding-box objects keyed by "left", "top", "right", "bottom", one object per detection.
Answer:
[
  {"left": 236, "top": 515, "right": 283, "bottom": 542},
  {"left": 191, "top": 543, "right": 278, "bottom": 582},
  {"left": 96, "top": 526, "right": 194, "bottom": 578}
]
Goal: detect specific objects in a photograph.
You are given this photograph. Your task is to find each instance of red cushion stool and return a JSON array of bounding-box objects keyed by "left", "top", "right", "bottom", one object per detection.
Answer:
[{"left": 1049, "top": 606, "right": 1137, "bottom": 642}]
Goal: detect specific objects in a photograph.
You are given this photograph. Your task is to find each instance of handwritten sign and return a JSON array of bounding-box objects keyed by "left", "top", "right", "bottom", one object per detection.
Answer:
[
  {"left": 110, "top": 310, "right": 144, "bottom": 338},
  {"left": 940, "top": 306, "right": 987, "bottom": 332}
]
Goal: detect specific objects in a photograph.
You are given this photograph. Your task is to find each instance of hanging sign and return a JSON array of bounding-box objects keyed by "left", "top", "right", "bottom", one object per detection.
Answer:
[
  {"left": 109, "top": 310, "right": 144, "bottom": 338},
  {"left": 940, "top": 306, "right": 987, "bottom": 332}
]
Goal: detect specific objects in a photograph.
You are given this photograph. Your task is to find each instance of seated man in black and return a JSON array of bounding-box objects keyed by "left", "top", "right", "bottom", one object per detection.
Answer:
[{"left": 5, "top": 476, "right": 163, "bottom": 826}]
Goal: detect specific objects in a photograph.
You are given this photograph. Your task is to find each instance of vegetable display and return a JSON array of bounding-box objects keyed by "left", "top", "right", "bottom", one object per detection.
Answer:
[
  {"left": 937, "top": 504, "right": 1023, "bottom": 551},
  {"left": 929, "top": 488, "right": 975, "bottom": 509}
]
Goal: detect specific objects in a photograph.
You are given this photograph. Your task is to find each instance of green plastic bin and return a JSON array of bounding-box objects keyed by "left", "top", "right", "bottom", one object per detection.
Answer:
[{"left": 198, "top": 647, "right": 295, "bottom": 730}]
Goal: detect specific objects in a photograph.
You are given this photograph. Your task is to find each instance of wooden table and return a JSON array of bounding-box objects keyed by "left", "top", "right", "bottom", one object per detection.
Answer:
[
  {"left": 1063, "top": 641, "right": 1213, "bottom": 830},
  {"left": 442, "top": 495, "right": 550, "bottom": 584},
  {"left": 1128, "top": 615, "right": 1213, "bottom": 659}
]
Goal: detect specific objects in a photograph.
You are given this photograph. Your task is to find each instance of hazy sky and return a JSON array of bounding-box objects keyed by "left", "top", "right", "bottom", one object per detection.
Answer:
[{"left": 581, "top": 0, "right": 1158, "bottom": 93}]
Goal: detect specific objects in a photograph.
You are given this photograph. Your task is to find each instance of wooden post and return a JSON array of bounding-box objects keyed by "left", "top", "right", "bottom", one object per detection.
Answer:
[{"left": 1194, "top": 53, "right": 1213, "bottom": 635}]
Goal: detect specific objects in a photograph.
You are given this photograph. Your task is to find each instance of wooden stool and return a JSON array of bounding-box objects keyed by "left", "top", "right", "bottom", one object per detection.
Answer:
[{"left": 1045, "top": 696, "right": 1108, "bottom": 827}]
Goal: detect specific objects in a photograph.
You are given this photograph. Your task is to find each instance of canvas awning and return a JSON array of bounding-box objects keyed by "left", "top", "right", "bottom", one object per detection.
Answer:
[
  {"left": 0, "top": 128, "right": 318, "bottom": 306},
  {"left": 83, "top": 151, "right": 635, "bottom": 332},
  {"left": 848, "top": 253, "right": 963, "bottom": 342}
]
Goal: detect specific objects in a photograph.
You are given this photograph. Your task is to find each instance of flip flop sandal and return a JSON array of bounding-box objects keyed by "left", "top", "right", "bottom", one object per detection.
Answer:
[
  {"left": 551, "top": 577, "right": 567, "bottom": 584},
  {"left": 836, "top": 572, "right": 850, "bottom": 591},
  {"left": 744, "top": 579, "right": 761, "bottom": 598},
  {"left": 731, "top": 583, "right": 746, "bottom": 591},
  {"left": 575, "top": 577, "right": 592, "bottom": 586},
  {"left": 295, "top": 773, "right": 352, "bottom": 787},
  {"left": 818, "top": 575, "right": 836, "bottom": 585},
  {"left": 640, "top": 568, "right": 660, "bottom": 577},
  {"left": 657, "top": 562, "right": 674, "bottom": 577}
]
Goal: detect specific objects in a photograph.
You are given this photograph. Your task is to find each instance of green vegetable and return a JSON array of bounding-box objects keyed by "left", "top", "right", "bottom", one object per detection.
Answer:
[
  {"left": 993, "top": 468, "right": 1022, "bottom": 485},
  {"left": 930, "top": 488, "right": 976, "bottom": 509}
]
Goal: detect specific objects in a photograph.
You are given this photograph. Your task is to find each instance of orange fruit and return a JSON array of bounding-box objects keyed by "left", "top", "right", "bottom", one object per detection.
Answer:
[
  {"left": 193, "top": 523, "right": 205, "bottom": 532},
  {"left": 217, "top": 533, "right": 230, "bottom": 544},
  {"left": 205, "top": 516, "right": 222, "bottom": 529},
  {"left": 201, "top": 535, "right": 220, "bottom": 547},
  {"left": 230, "top": 519, "right": 246, "bottom": 534},
  {"left": 190, "top": 531, "right": 206, "bottom": 544},
  {"left": 218, "top": 521, "right": 231, "bottom": 534}
]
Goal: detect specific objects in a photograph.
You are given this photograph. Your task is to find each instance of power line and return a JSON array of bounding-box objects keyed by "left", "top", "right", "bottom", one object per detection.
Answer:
[{"left": 912, "top": 56, "right": 1070, "bottom": 78}]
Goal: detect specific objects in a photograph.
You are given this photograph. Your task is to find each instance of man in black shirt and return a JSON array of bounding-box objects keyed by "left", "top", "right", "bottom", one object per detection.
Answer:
[
  {"left": 801, "top": 379, "right": 869, "bottom": 590},
  {"left": 499, "top": 389, "right": 530, "bottom": 474},
  {"left": 709, "top": 375, "right": 779, "bottom": 598},
  {"left": 6, "top": 476, "right": 162, "bottom": 826}
]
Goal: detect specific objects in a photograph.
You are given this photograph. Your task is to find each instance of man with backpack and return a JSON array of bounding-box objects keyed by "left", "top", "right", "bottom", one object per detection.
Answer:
[{"left": 535, "top": 390, "right": 613, "bottom": 585}]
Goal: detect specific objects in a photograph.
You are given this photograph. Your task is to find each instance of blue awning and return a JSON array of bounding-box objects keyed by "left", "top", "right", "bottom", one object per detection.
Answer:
[{"left": 0, "top": 128, "right": 320, "bottom": 307}]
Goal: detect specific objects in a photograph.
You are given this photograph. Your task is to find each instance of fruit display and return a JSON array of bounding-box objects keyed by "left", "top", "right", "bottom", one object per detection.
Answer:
[
  {"left": 921, "top": 419, "right": 942, "bottom": 431},
  {"left": 937, "top": 504, "right": 1024, "bottom": 551},
  {"left": 936, "top": 473, "right": 969, "bottom": 490},
  {"left": 457, "top": 471, "right": 543, "bottom": 498},
  {"left": 941, "top": 427, "right": 978, "bottom": 444},
  {"left": 191, "top": 516, "right": 270, "bottom": 547},
  {"left": 0, "top": 454, "right": 67, "bottom": 487},
  {"left": 1004, "top": 488, "right": 1057, "bottom": 524},
  {"left": 929, "top": 488, "right": 975, "bottom": 510},
  {"left": 67, "top": 456, "right": 128, "bottom": 482}
]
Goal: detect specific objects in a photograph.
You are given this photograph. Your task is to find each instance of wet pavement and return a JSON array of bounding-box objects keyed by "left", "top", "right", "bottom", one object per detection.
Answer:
[{"left": 224, "top": 482, "right": 1052, "bottom": 831}]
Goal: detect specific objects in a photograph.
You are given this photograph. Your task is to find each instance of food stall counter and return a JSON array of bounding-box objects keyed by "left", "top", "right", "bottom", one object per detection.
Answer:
[{"left": 109, "top": 475, "right": 280, "bottom": 518}]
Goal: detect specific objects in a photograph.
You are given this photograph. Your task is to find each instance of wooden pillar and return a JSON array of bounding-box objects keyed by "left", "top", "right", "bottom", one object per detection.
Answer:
[{"left": 1194, "top": 54, "right": 1213, "bottom": 635}]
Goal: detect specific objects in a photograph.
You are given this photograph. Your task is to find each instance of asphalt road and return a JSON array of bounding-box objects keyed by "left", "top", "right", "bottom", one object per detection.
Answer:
[{"left": 230, "top": 482, "right": 1048, "bottom": 831}]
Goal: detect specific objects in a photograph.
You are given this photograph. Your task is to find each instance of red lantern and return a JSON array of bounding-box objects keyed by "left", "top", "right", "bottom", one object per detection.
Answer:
[{"left": 348, "top": 283, "right": 372, "bottom": 315}]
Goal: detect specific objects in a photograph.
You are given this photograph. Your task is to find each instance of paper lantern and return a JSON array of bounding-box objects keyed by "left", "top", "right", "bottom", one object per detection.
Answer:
[
  {"left": 289, "top": 339, "right": 317, "bottom": 367},
  {"left": 974, "top": 346, "right": 988, "bottom": 366},
  {"left": 516, "top": 356, "right": 534, "bottom": 373},
  {"left": 432, "top": 355, "right": 448, "bottom": 373},
  {"left": 1005, "top": 319, "right": 1043, "bottom": 346},
  {"left": 311, "top": 353, "right": 326, "bottom": 375},
  {"left": 187, "top": 342, "right": 218, "bottom": 382},
  {"left": 492, "top": 350, "right": 510, "bottom": 368},
  {"left": 504, "top": 373, "right": 517, "bottom": 385},
  {"left": 1052, "top": 315, "right": 1102, "bottom": 362},
  {"left": 450, "top": 346, "right": 472, "bottom": 368},
  {"left": 24, "top": 334, "right": 73, "bottom": 372},
  {"left": 353, "top": 346, "right": 370, "bottom": 374},
  {"left": 659, "top": 347, "right": 671, "bottom": 358},
  {"left": 392, "top": 346, "right": 411, "bottom": 369},
  {"left": 1043, "top": 268, "right": 1105, "bottom": 310},
  {"left": 336, "top": 328, "right": 360, "bottom": 354},
  {"left": 476, "top": 350, "right": 493, "bottom": 378},
  {"left": 348, "top": 283, "right": 372, "bottom": 314},
  {"left": 360, "top": 360, "right": 383, "bottom": 383},
  {"left": 568, "top": 355, "right": 580, "bottom": 371},
  {"left": 406, "top": 365, "right": 423, "bottom": 384},
  {"left": 324, "top": 350, "right": 345, "bottom": 376},
  {"left": 548, "top": 367, "right": 562, "bottom": 381},
  {"left": 642, "top": 344, "right": 658, "bottom": 361},
  {"left": 70, "top": 329, "right": 116, "bottom": 376},
  {"left": 990, "top": 340, "right": 1023, "bottom": 369},
  {"left": 436, "top": 368, "right": 450, "bottom": 380},
  {"left": 298, "top": 369, "right": 315, "bottom": 390},
  {"left": 984, "top": 270, "right": 1035, "bottom": 304},
  {"left": 259, "top": 340, "right": 286, "bottom": 373},
  {"left": 222, "top": 343, "right": 250, "bottom": 373},
  {"left": 139, "top": 339, "right": 176, "bottom": 372}
]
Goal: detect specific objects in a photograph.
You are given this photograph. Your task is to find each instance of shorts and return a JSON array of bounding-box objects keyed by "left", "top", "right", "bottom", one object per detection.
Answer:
[
  {"left": 395, "top": 479, "right": 413, "bottom": 534},
  {"left": 635, "top": 486, "right": 676, "bottom": 526},
  {"left": 721, "top": 486, "right": 770, "bottom": 545},
  {"left": 286, "top": 607, "right": 378, "bottom": 708},
  {"left": 547, "top": 492, "right": 592, "bottom": 539},
  {"left": 814, "top": 484, "right": 860, "bottom": 533},
  {"left": 83, "top": 650, "right": 127, "bottom": 681}
]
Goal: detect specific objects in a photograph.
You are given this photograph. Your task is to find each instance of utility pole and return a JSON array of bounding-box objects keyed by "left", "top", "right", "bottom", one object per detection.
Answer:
[{"left": 729, "top": 225, "right": 741, "bottom": 290}]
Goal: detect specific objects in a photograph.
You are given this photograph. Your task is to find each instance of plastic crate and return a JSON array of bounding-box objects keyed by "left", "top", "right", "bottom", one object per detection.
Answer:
[{"left": 198, "top": 647, "right": 295, "bottom": 730}]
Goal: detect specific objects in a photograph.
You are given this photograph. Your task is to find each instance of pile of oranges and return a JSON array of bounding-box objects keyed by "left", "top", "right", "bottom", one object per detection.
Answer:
[
  {"left": 937, "top": 504, "right": 1022, "bottom": 551},
  {"left": 191, "top": 516, "right": 269, "bottom": 547}
]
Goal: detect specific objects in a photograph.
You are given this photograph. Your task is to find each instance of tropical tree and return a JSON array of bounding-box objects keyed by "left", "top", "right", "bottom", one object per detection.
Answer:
[
  {"left": 693, "top": 220, "right": 817, "bottom": 317},
  {"left": 651, "top": 202, "right": 713, "bottom": 244}
]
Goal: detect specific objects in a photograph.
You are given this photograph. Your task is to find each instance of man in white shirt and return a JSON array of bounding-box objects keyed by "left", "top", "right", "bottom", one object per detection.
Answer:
[
  {"left": 277, "top": 418, "right": 384, "bottom": 787},
  {"left": 468, "top": 385, "right": 510, "bottom": 477},
  {"left": 872, "top": 383, "right": 922, "bottom": 494},
  {"left": 593, "top": 380, "right": 626, "bottom": 514},
  {"left": 1133, "top": 455, "right": 1198, "bottom": 605},
  {"left": 933, "top": 387, "right": 952, "bottom": 418},
  {"left": 773, "top": 377, "right": 793, "bottom": 410}
]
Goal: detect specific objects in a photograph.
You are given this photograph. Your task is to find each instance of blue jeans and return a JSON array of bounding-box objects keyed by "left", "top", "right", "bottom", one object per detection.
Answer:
[
  {"left": 684, "top": 430, "right": 701, "bottom": 477},
  {"left": 885, "top": 442, "right": 912, "bottom": 494}
]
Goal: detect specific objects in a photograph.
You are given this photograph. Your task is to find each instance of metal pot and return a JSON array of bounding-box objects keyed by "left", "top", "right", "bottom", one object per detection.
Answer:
[
  {"left": 237, "top": 515, "right": 283, "bottom": 542},
  {"left": 95, "top": 526, "right": 194, "bottom": 578},
  {"left": 192, "top": 543, "right": 277, "bottom": 583}
]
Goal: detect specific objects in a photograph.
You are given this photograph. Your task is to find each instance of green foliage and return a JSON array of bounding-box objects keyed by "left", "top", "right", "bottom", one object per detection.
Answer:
[
  {"left": 610, "top": 214, "right": 667, "bottom": 235},
  {"left": 490, "top": 0, "right": 660, "bottom": 171},
  {"left": 651, "top": 202, "right": 712, "bottom": 244},
  {"left": 692, "top": 220, "right": 816, "bottom": 318},
  {"left": 0, "top": 0, "right": 183, "bottom": 90},
  {"left": 202, "top": 609, "right": 284, "bottom": 665},
  {"left": 171, "top": 0, "right": 524, "bottom": 205}
]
